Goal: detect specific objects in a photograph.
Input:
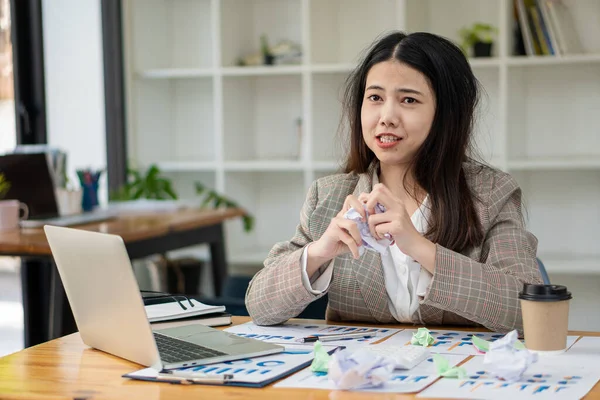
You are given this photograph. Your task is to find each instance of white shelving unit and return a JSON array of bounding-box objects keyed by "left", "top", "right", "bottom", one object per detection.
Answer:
[{"left": 122, "top": 0, "right": 600, "bottom": 274}]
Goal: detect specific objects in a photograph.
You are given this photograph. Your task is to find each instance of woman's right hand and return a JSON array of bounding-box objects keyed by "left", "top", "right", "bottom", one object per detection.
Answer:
[{"left": 308, "top": 195, "right": 366, "bottom": 264}]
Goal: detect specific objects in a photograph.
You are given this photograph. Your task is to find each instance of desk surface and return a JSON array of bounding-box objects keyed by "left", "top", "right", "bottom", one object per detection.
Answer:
[
  {"left": 1, "top": 316, "right": 600, "bottom": 400},
  {"left": 0, "top": 208, "right": 245, "bottom": 256}
]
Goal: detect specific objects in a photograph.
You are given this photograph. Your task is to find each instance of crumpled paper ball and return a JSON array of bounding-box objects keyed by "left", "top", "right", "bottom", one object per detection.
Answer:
[
  {"left": 482, "top": 330, "right": 538, "bottom": 382},
  {"left": 411, "top": 327, "right": 435, "bottom": 346},
  {"left": 328, "top": 347, "right": 395, "bottom": 390},
  {"left": 310, "top": 341, "right": 331, "bottom": 373},
  {"left": 344, "top": 203, "right": 394, "bottom": 256}
]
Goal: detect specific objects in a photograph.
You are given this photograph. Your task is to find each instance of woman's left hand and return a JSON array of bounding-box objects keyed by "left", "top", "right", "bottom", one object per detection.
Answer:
[{"left": 362, "top": 183, "right": 423, "bottom": 256}]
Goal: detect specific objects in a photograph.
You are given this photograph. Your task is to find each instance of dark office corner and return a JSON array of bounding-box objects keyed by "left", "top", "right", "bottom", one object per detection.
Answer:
[
  {"left": 10, "top": 0, "right": 46, "bottom": 145},
  {"left": 101, "top": 0, "right": 127, "bottom": 193}
]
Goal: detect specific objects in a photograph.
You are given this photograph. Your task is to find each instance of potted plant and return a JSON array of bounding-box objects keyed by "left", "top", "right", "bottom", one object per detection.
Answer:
[
  {"left": 195, "top": 181, "right": 254, "bottom": 233},
  {"left": 260, "top": 34, "right": 275, "bottom": 65},
  {"left": 459, "top": 23, "right": 497, "bottom": 57},
  {"left": 0, "top": 172, "right": 10, "bottom": 202},
  {"left": 110, "top": 165, "right": 254, "bottom": 232},
  {"left": 110, "top": 164, "right": 178, "bottom": 201}
]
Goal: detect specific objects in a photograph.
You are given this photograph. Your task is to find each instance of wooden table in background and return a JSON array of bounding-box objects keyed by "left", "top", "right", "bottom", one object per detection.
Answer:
[
  {"left": 0, "top": 208, "right": 245, "bottom": 348},
  {"left": 1, "top": 316, "right": 599, "bottom": 400}
]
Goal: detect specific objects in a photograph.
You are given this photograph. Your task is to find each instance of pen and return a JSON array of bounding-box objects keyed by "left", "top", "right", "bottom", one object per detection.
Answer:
[
  {"left": 157, "top": 371, "right": 234, "bottom": 384},
  {"left": 298, "top": 332, "right": 375, "bottom": 343}
]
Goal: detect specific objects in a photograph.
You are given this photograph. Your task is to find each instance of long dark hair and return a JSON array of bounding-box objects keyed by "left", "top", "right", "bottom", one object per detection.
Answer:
[{"left": 341, "top": 31, "right": 484, "bottom": 252}]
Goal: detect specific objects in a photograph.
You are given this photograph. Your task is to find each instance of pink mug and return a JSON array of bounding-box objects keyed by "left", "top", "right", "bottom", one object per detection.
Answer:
[{"left": 0, "top": 200, "right": 29, "bottom": 231}]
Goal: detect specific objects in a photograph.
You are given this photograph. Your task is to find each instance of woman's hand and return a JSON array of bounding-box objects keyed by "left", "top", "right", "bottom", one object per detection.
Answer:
[
  {"left": 307, "top": 195, "right": 365, "bottom": 272},
  {"left": 363, "top": 183, "right": 435, "bottom": 270}
]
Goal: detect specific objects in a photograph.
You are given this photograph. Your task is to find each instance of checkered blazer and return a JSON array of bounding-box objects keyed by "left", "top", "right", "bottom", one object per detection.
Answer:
[{"left": 245, "top": 162, "right": 542, "bottom": 333}]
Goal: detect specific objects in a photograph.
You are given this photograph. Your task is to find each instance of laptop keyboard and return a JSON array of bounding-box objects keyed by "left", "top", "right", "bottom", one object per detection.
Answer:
[{"left": 154, "top": 332, "right": 227, "bottom": 364}]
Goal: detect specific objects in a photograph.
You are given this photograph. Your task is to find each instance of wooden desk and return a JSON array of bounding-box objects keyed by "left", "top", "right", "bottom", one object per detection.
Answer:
[
  {"left": 0, "top": 208, "right": 245, "bottom": 348},
  {"left": 1, "top": 317, "right": 599, "bottom": 400}
]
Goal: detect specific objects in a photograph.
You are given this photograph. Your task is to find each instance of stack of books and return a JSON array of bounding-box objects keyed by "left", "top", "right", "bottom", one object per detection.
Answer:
[
  {"left": 515, "top": 0, "right": 584, "bottom": 56},
  {"left": 145, "top": 299, "right": 232, "bottom": 330}
]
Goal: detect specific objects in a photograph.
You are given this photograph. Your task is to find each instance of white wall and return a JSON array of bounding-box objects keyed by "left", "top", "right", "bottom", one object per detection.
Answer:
[
  {"left": 550, "top": 273, "right": 600, "bottom": 332},
  {"left": 41, "top": 0, "right": 107, "bottom": 201}
]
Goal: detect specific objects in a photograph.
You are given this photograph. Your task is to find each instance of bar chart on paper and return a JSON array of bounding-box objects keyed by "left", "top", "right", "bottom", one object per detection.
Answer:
[
  {"left": 275, "top": 353, "right": 468, "bottom": 393},
  {"left": 381, "top": 330, "right": 580, "bottom": 356},
  {"left": 125, "top": 345, "right": 339, "bottom": 387},
  {"left": 418, "top": 354, "right": 600, "bottom": 399},
  {"left": 224, "top": 322, "right": 400, "bottom": 346}
]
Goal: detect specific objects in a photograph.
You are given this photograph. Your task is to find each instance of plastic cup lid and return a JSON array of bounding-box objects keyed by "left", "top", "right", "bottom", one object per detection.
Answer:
[{"left": 519, "top": 283, "right": 572, "bottom": 302}]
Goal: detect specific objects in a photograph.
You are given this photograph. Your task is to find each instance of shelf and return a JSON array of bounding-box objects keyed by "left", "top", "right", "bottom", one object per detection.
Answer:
[
  {"left": 137, "top": 69, "right": 214, "bottom": 79},
  {"left": 131, "top": 79, "right": 215, "bottom": 166},
  {"left": 311, "top": 64, "right": 355, "bottom": 73},
  {"left": 312, "top": 161, "right": 342, "bottom": 171},
  {"left": 222, "top": 74, "right": 302, "bottom": 161},
  {"left": 508, "top": 156, "right": 600, "bottom": 171},
  {"left": 156, "top": 161, "right": 217, "bottom": 172},
  {"left": 220, "top": 0, "right": 302, "bottom": 67},
  {"left": 221, "top": 65, "right": 304, "bottom": 76},
  {"left": 507, "top": 54, "right": 600, "bottom": 67},
  {"left": 310, "top": 0, "right": 402, "bottom": 64},
  {"left": 540, "top": 255, "right": 600, "bottom": 275},
  {"left": 468, "top": 58, "right": 501, "bottom": 68},
  {"left": 224, "top": 161, "right": 305, "bottom": 172},
  {"left": 129, "top": 0, "right": 213, "bottom": 70}
]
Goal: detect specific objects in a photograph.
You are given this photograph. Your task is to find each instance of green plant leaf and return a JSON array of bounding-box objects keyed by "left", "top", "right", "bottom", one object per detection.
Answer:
[
  {"left": 192, "top": 181, "right": 255, "bottom": 233},
  {"left": 0, "top": 172, "right": 11, "bottom": 200},
  {"left": 201, "top": 192, "right": 216, "bottom": 208},
  {"left": 195, "top": 182, "right": 206, "bottom": 194},
  {"left": 243, "top": 214, "right": 255, "bottom": 233},
  {"left": 163, "top": 181, "right": 178, "bottom": 200}
]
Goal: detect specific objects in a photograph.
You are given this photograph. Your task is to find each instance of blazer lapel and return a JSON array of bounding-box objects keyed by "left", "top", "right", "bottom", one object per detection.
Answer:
[{"left": 350, "top": 165, "right": 395, "bottom": 323}]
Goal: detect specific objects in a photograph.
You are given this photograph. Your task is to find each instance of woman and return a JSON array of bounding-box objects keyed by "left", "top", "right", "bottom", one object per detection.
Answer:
[{"left": 245, "top": 31, "right": 541, "bottom": 332}]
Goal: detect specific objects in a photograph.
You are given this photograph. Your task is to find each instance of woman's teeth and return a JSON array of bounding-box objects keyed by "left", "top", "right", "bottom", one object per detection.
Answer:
[{"left": 379, "top": 135, "right": 400, "bottom": 143}]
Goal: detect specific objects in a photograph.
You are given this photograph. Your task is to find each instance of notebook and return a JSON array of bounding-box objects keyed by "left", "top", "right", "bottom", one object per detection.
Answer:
[
  {"left": 144, "top": 299, "right": 226, "bottom": 323},
  {"left": 151, "top": 312, "right": 232, "bottom": 330}
]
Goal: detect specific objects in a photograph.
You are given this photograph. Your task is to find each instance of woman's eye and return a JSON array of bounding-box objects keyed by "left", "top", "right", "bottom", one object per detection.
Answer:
[
  {"left": 367, "top": 94, "right": 382, "bottom": 101},
  {"left": 403, "top": 97, "right": 417, "bottom": 104}
]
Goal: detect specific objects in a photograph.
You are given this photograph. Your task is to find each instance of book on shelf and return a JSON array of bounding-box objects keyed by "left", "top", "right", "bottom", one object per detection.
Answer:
[
  {"left": 516, "top": 0, "right": 538, "bottom": 55},
  {"left": 537, "top": 0, "right": 560, "bottom": 55},
  {"left": 151, "top": 312, "right": 232, "bottom": 330},
  {"left": 516, "top": 0, "right": 585, "bottom": 57},
  {"left": 530, "top": 4, "right": 553, "bottom": 55},
  {"left": 144, "top": 298, "right": 226, "bottom": 323},
  {"left": 545, "top": 0, "right": 584, "bottom": 55}
]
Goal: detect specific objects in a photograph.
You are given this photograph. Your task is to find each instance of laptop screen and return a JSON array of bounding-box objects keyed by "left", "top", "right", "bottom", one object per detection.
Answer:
[{"left": 0, "top": 153, "right": 60, "bottom": 219}]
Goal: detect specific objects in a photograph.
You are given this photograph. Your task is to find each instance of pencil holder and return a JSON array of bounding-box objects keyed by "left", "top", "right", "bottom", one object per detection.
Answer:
[
  {"left": 81, "top": 181, "right": 99, "bottom": 212},
  {"left": 77, "top": 169, "right": 103, "bottom": 212}
]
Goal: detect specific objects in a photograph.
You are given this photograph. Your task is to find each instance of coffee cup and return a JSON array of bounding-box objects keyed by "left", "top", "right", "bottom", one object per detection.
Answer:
[
  {"left": 0, "top": 200, "right": 29, "bottom": 231},
  {"left": 519, "top": 283, "right": 572, "bottom": 354}
]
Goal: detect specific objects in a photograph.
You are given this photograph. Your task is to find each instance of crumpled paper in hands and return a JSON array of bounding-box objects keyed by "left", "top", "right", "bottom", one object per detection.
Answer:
[
  {"left": 432, "top": 353, "right": 467, "bottom": 379},
  {"left": 310, "top": 341, "right": 331, "bottom": 374},
  {"left": 328, "top": 347, "right": 395, "bottom": 390},
  {"left": 344, "top": 203, "right": 394, "bottom": 256},
  {"left": 482, "top": 330, "right": 538, "bottom": 382},
  {"left": 411, "top": 327, "right": 435, "bottom": 346}
]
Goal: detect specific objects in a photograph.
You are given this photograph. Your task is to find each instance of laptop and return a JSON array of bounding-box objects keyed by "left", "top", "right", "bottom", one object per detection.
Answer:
[
  {"left": 0, "top": 153, "right": 114, "bottom": 228},
  {"left": 44, "top": 225, "right": 283, "bottom": 371}
]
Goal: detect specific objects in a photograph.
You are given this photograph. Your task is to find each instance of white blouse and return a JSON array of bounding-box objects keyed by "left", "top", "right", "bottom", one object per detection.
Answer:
[{"left": 300, "top": 172, "right": 433, "bottom": 323}]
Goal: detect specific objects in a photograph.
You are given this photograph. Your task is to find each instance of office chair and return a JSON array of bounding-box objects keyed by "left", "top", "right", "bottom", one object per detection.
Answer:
[
  {"left": 200, "top": 275, "right": 329, "bottom": 319},
  {"left": 537, "top": 257, "right": 551, "bottom": 285}
]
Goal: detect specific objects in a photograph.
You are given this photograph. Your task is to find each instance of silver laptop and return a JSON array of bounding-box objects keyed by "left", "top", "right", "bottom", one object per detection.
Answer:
[{"left": 44, "top": 225, "right": 283, "bottom": 371}]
